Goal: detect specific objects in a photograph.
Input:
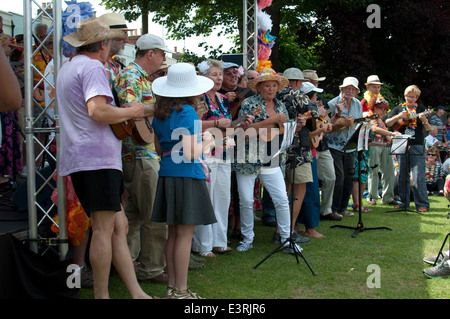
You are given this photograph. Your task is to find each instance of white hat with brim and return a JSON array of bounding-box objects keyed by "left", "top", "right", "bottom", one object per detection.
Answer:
[
  {"left": 99, "top": 13, "right": 136, "bottom": 31},
  {"left": 152, "top": 63, "right": 214, "bottom": 98},
  {"left": 301, "top": 82, "right": 324, "bottom": 95},
  {"left": 136, "top": 34, "right": 175, "bottom": 53},
  {"left": 247, "top": 68, "right": 289, "bottom": 92},
  {"left": 339, "top": 77, "right": 360, "bottom": 93},
  {"left": 365, "top": 75, "right": 383, "bottom": 86},
  {"left": 63, "top": 18, "right": 126, "bottom": 48}
]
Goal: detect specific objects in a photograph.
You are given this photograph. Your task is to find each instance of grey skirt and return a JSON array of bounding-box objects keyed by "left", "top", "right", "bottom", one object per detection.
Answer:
[{"left": 151, "top": 176, "right": 216, "bottom": 226}]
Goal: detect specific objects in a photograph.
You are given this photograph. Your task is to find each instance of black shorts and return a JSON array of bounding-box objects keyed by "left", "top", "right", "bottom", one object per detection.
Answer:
[{"left": 70, "top": 169, "right": 124, "bottom": 216}]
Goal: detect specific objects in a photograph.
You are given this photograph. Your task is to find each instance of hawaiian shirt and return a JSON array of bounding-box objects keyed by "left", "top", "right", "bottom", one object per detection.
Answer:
[
  {"left": 114, "top": 62, "right": 159, "bottom": 161},
  {"left": 201, "top": 92, "right": 231, "bottom": 160},
  {"left": 232, "top": 93, "right": 287, "bottom": 175},
  {"left": 277, "top": 87, "right": 315, "bottom": 169}
]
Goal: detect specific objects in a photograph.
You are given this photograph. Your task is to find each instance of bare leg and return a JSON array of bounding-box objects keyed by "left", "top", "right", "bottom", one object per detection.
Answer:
[
  {"left": 286, "top": 183, "right": 306, "bottom": 233},
  {"left": 111, "top": 210, "right": 152, "bottom": 299}
]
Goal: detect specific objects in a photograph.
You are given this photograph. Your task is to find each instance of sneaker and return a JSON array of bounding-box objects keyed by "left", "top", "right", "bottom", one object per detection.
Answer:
[
  {"left": 339, "top": 210, "right": 354, "bottom": 217},
  {"left": 291, "top": 230, "right": 311, "bottom": 244},
  {"left": 283, "top": 242, "right": 303, "bottom": 254},
  {"left": 236, "top": 241, "right": 253, "bottom": 252},
  {"left": 423, "top": 260, "right": 450, "bottom": 279},
  {"left": 423, "top": 250, "right": 450, "bottom": 265}
]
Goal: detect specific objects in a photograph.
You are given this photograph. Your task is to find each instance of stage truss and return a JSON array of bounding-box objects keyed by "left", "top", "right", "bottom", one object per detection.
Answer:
[{"left": 23, "top": 0, "right": 67, "bottom": 259}]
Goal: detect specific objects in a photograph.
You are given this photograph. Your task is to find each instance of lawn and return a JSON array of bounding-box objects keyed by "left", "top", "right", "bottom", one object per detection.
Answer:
[{"left": 80, "top": 194, "right": 450, "bottom": 300}]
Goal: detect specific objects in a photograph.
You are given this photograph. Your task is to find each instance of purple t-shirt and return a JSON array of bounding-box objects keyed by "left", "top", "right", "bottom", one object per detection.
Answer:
[{"left": 56, "top": 54, "right": 122, "bottom": 176}]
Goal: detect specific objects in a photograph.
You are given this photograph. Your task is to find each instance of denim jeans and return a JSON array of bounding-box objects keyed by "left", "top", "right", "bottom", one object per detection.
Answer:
[{"left": 397, "top": 144, "right": 429, "bottom": 210}]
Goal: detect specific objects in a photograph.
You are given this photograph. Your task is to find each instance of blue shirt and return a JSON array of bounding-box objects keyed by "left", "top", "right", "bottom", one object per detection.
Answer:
[
  {"left": 326, "top": 94, "right": 363, "bottom": 152},
  {"left": 152, "top": 104, "right": 204, "bottom": 179}
]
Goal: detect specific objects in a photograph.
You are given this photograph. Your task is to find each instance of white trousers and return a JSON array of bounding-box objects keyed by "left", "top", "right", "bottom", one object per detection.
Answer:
[
  {"left": 316, "top": 150, "right": 336, "bottom": 215},
  {"left": 192, "top": 159, "right": 231, "bottom": 252},
  {"left": 236, "top": 167, "right": 290, "bottom": 244}
]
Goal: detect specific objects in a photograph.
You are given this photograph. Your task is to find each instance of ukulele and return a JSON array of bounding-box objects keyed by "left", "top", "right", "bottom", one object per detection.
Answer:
[
  {"left": 334, "top": 114, "right": 379, "bottom": 131},
  {"left": 259, "top": 110, "right": 317, "bottom": 142},
  {"left": 391, "top": 109, "right": 433, "bottom": 131}
]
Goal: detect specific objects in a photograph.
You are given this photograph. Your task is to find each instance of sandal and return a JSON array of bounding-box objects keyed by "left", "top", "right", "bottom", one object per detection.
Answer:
[
  {"left": 417, "top": 208, "right": 429, "bottom": 212},
  {"left": 213, "top": 246, "right": 232, "bottom": 254},
  {"left": 197, "top": 251, "right": 216, "bottom": 258},
  {"left": 352, "top": 203, "right": 370, "bottom": 213}
]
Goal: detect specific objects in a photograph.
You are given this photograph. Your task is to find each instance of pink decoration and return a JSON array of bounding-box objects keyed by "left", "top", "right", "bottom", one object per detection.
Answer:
[
  {"left": 258, "top": 0, "right": 273, "bottom": 9},
  {"left": 258, "top": 43, "right": 272, "bottom": 60}
]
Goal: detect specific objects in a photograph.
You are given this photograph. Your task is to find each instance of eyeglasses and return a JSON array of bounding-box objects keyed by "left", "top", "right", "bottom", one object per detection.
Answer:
[{"left": 427, "top": 153, "right": 436, "bottom": 156}]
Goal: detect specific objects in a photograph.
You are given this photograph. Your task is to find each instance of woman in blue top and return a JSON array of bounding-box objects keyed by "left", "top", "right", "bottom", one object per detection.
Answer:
[{"left": 151, "top": 63, "right": 216, "bottom": 299}]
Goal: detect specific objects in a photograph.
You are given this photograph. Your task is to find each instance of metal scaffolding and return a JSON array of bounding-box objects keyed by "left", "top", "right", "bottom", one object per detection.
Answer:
[
  {"left": 243, "top": 0, "right": 258, "bottom": 70},
  {"left": 23, "top": 0, "right": 67, "bottom": 259}
]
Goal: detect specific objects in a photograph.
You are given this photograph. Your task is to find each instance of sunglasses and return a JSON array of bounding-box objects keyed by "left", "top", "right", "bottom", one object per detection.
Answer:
[{"left": 427, "top": 153, "right": 437, "bottom": 156}]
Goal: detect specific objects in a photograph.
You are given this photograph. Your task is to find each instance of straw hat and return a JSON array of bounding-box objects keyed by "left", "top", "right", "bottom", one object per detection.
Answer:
[
  {"left": 99, "top": 12, "right": 135, "bottom": 31},
  {"left": 247, "top": 68, "right": 289, "bottom": 92},
  {"left": 339, "top": 77, "right": 360, "bottom": 93},
  {"left": 63, "top": 18, "right": 126, "bottom": 48},
  {"left": 365, "top": 75, "right": 383, "bottom": 86},
  {"left": 303, "top": 69, "right": 326, "bottom": 82},
  {"left": 152, "top": 62, "right": 214, "bottom": 98}
]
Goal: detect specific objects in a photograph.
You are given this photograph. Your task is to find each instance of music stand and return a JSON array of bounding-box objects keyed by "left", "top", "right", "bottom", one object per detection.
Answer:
[
  {"left": 331, "top": 123, "right": 392, "bottom": 237},
  {"left": 387, "top": 135, "right": 417, "bottom": 213}
]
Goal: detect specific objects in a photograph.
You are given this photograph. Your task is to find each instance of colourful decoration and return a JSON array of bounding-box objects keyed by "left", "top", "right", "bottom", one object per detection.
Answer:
[
  {"left": 257, "top": 0, "right": 273, "bottom": 10},
  {"left": 50, "top": 175, "right": 90, "bottom": 246},
  {"left": 256, "top": 9, "right": 276, "bottom": 74}
]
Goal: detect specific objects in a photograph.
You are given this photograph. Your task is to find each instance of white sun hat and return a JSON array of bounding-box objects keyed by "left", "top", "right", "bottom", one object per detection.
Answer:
[
  {"left": 152, "top": 62, "right": 214, "bottom": 98},
  {"left": 301, "top": 82, "right": 323, "bottom": 95},
  {"left": 339, "top": 76, "right": 360, "bottom": 93}
]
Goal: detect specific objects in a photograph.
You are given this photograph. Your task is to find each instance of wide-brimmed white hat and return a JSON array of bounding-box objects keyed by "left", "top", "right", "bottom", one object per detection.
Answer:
[
  {"left": 247, "top": 68, "right": 289, "bottom": 92},
  {"left": 301, "top": 82, "right": 323, "bottom": 95},
  {"left": 339, "top": 77, "right": 360, "bottom": 93},
  {"left": 63, "top": 17, "right": 126, "bottom": 48},
  {"left": 136, "top": 33, "right": 175, "bottom": 53},
  {"left": 365, "top": 75, "right": 383, "bottom": 86},
  {"left": 152, "top": 62, "right": 214, "bottom": 98}
]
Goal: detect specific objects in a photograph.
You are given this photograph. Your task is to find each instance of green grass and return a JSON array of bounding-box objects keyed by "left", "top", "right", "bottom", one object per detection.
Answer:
[{"left": 81, "top": 195, "right": 450, "bottom": 299}]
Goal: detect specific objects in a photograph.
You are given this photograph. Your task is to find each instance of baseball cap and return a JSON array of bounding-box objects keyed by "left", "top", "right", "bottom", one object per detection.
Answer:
[{"left": 136, "top": 33, "right": 175, "bottom": 53}]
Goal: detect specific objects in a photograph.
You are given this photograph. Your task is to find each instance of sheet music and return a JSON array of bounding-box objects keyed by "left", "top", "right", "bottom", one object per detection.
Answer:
[
  {"left": 272, "top": 121, "right": 297, "bottom": 159},
  {"left": 391, "top": 134, "right": 411, "bottom": 155}
]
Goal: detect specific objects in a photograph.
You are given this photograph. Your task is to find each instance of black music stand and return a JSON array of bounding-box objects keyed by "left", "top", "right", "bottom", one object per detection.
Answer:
[
  {"left": 387, "top": 135, "right": 417, "bottom": 214},
  {"left": 331, "top": 123, "right": 392, "bottom": 237}
]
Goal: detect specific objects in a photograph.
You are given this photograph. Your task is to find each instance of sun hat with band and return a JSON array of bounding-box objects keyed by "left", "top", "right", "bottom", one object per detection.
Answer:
[
  {"left": 63, "top": 17, "right": 126, "bottom": 48},
  {"left": 152, "top": 62, "right": 213, "bottom": 98},
  {"left": 99, "top": 12, "right": 135, "bottom": 31},
  {"left": 247, "top": 68, "right": 289, "bottom": 92},
  {"left": 339, "top": 76, "right": 360, "bottom": 93}
]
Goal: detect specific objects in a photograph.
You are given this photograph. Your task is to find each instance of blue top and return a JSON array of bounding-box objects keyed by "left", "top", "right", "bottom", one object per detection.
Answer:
[
  {"left": 152, "top": 104, "right": 205, "bottom": 179},
  {"left": 326, "top": 94, "right": 363, "bottom": 152}
]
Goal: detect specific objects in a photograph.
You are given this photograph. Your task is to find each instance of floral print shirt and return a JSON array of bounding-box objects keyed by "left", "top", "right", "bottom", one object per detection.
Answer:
[
  {"left": 232, "top": 93, "right": 287, "bottom": 175},
  {"left": 114, "top": 62, "right": 159, "bottom": 161}
]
